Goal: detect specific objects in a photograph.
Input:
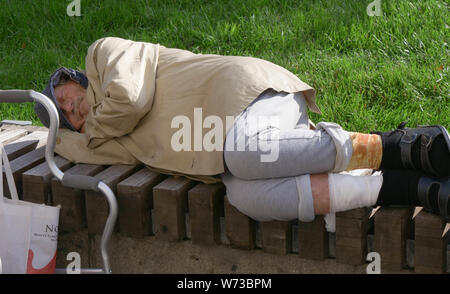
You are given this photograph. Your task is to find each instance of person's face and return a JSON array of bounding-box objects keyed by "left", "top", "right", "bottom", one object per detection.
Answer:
[{"left": 54, "top": 80, "right": 90, "bottom": 131}]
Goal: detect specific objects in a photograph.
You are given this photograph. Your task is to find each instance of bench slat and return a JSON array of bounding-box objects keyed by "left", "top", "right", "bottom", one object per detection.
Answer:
[
  {"left": 152, "top": 176, "right": 197, "bottom": 241},
  {"left": 2, "top": 147, "right": 46, "bottom": 198},
  {"left": 85, "top": 165, "right": 141, "bottom": 234},
  {"left": 117, "top": 168, "right": 166, "bottom": 238},
  {"left": 374, "top": 207, "right": 413, "bottom": 270},
  {"left": 4, "top": 140, "right": 38, "bottom": 161},
  {"left": 414, "top": 211, "right": 447, "bottom": 274},
  {"left": 22, "top": 156, "right": 73, "bottom": 204},
  {"left": 52, "top": 164, "right": 106, "bottom": 232},
  {"left": 188, "top": 182, "right": 225, "bottom": 246},
  {"left": 224, "top": 195, "right": 256, "bottom": 250},
  {"left": 260, "top": 220, "right": 293, "bottom": 255},
  {"left": 298, "top": 216, "right": 328, "bottom": 260},
  {"left": 335, "top": 208, "right": 370, "bottom": 265},
  {"left": 12, "top": 130, "right": 48, "bottom": 149},
  {"left": 0, "top": 129, "right": 28, "bottom": 144}
]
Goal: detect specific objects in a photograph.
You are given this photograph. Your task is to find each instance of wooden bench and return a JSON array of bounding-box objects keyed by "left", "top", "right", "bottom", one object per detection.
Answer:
[{"left": 1, "top": 124, "right": 449, "bottom": 274}]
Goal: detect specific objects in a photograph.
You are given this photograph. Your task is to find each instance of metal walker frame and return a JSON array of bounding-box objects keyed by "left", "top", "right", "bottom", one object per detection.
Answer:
[{"left": 0, "top": 89, "right": 116, "bottom": 274}]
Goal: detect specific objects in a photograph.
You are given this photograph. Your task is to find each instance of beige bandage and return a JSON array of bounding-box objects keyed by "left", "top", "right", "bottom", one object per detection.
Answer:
[{"left": 346, "top": 132, "right": 383, "bottom": 171}]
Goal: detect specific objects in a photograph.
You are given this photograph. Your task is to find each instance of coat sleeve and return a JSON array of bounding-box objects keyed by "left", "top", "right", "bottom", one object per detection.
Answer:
[{"left": 83, "top": 37, "right": 160, "bottom": 148}]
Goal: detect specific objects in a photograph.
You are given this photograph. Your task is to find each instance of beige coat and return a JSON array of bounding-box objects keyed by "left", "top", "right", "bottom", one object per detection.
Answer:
[{"left": 55, "top": 37, "right": 320, "bottom": 184}]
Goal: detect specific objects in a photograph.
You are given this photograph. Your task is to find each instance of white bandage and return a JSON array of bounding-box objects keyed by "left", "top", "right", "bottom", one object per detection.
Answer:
[{"left": 328, "top": 173, "right": 383, "bottom": 213}]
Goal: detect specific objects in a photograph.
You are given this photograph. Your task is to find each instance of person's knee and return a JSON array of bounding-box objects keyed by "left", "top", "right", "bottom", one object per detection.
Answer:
[
  {"left": 221, "top": 173, "right": 300, "bottom": 222},
  {"left": 224, "top": 185, "right": 268, "bottom": 221},
  {"left": 224, "top": 149, "right": 254, "bottom": 180},
  {"left": 221, "top": 173, "right": 271, "bottom": 221}
]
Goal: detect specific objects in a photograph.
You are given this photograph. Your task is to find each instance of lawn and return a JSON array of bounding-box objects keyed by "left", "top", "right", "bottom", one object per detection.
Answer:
[{"left": 0, "top": 0, "right": 448, "bottom": 132}]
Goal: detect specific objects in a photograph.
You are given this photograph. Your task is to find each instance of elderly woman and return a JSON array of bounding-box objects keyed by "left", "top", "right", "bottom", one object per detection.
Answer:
[{"left": 35, "top": 37, "right": 450, "bottom": 228}]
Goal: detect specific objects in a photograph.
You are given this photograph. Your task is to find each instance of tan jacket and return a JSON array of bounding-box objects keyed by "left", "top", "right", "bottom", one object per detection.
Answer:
[{"left": 55, "top": 37, "right": 319, "bottom": 184}]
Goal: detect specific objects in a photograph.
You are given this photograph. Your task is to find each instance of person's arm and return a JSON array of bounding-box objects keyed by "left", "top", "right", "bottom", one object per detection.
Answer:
[{"left": 83, "top": 37, "right": 159, "bottom": 148}]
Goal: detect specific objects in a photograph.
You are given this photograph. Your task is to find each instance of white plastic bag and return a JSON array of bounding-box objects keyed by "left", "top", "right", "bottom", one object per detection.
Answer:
[{"left": 0, "top": 143, "right": 60, "bottom": 274}]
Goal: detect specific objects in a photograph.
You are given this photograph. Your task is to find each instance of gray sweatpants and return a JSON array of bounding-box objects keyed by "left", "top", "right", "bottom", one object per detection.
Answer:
[{"left": 221, "top": 89, "right": 353, "bottom": 222}]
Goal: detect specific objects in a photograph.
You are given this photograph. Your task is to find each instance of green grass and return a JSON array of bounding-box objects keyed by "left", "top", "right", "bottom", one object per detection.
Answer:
[{"left": 0, "top": 0, "right": 448, "bottom": 132}]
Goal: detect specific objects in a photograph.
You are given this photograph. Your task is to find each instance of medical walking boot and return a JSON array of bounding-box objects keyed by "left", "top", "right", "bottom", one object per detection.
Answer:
[
  {"left": 376, "top": 169, "right": 450, "bottom": 223},
  {"left": 372, "top": 122, "right": 450, "bottom": 178}
]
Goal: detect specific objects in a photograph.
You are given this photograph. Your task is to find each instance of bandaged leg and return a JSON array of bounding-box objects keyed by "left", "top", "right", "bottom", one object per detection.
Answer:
[
  {"left": 345, "top": 132, "right": 383, "bottom": 171},
  {"left": 221, "top": 169, "right": 383, "bottom": 224},
  {"left": 328, "top": 173, "right": 383, "bottom": 213}
]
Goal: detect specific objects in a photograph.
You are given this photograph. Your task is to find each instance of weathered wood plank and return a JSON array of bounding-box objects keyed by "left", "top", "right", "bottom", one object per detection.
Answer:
[
  {"left": 2, "top": 147, "right": 46, "bottom": 198},
  {"left": 374, "top": 207, "right": 413, "bottom": 271},
  {"left": 0, "top": 129, "right": 28, "bottom": 144},
  {"left": 22, "top": 156, "right": 73, "bottom": 204},
  {"left": 188, "top": 182, "right": 226, "bottom": 246},
  {"left": 260, "top": 220, "right": 293, "bottom": 255},
  {"left": 3, "top": 130, "right": 48, "bottom": 163},
  {"left": 85, "top": 165, "right": 140, "bottom": 234},
  {"left": 11, "top": 130, "right": 48, "bottom": 149},
  {"left": 335, "top": 208, "right": 370, "bottom": 265},
  {"left": 0, "top": 124, "right": 47, "bottom": 133},
  {"left": 298, "top": 216, "right": 329, "bottom": 260},
  {"left": 52, "top": 164, "right": 105, "bottom": 232},
  {"left": 224, "top": 195, "right": 256, "bottom": 250},
  {"left": 336, "top": 207, "right": 371, "bottom": 220},
  {"left": 152, "top": 176, "right": 197, "bottom": 241},
  {"left": 117, "top": 168, "right": 166, "bottom": 238},
  {"left": 4, "top": 140, "right": 38, "bottom": 161},
  {"left": 414, "top": 211, "right": 447, "bottom": 274}
]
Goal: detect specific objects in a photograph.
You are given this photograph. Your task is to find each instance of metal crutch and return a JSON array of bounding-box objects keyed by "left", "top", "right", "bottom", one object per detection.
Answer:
[{"left": 0, "top": 89, "right": 117, "bottom": 274}]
